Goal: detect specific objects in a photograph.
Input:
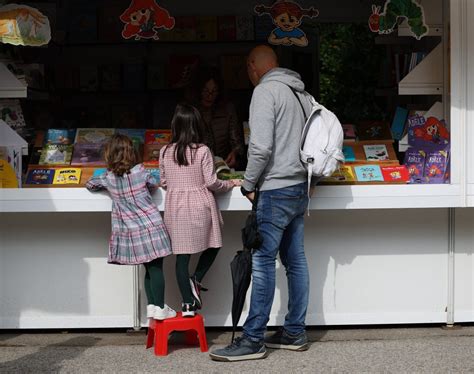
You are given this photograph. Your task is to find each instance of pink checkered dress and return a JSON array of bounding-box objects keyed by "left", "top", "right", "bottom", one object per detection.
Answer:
[
  {"left": 159, "top": 144, "right": 233, "bottom": 254},
  {"left": 86, "top": 164, "right": 171, "bottom": 265}
]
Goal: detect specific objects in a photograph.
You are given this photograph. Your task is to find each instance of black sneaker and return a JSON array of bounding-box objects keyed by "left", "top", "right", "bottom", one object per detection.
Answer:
[
  {"left": 182, "top": 301, "right": 197, "bottom": 317},
  {"left": 209, "top": 336, "right": 268, "bottom": 362},
  {"left": 189, "top": 276, "right": 206, "bottom": 309},
  {"left": 264, "top": 328, "right": 309, "bottom": 351}
]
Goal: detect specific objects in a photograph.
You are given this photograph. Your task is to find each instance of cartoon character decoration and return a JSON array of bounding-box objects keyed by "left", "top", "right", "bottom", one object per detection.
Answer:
[
  {"left": 120, "top": 0, "right": 175, "bottom": 40},
  {"left": 414, "top": 117, "right": 450, "bottom": 144},
  {"left": 427, "top": 164, "right": 442, "bottom": 177},
  {"left": 369, "top": 0, "right": 428, "bottom": 40},
  {"left": 254, "top": 1, "right": 318, "bottom": 47},
  {"left": 0, "top": 4, "right": 50, "bottom": 46}
]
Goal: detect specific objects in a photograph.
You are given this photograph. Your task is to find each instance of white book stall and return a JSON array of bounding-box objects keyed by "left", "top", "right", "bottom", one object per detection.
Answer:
[{"left": 0, "top": 0, "right": 473, "bottom": 329}]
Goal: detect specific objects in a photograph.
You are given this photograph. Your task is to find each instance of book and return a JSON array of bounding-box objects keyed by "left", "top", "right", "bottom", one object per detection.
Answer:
[
  {"left": 196, "top": 16, "right": 217, "bottom": 41},
  {"left": 100, "top": 65, "right": 121, "bottom": 91},
  {"left": 218, "top": 16, "right": 236, "bottom": 41},
  {"left": 29, "top": 146, "right": 43, "bottom": 165},
  {"left": 53, "top": 168, "right": 82, "bottom": 185},
  {"left": 363, "top": 144, "right": 389, "bottom": 161},
  {"left": 408, "top": 115, "right": 450, "bottom": 148},
  {"left": 236, "top": 15, "right": 254, "bottom": 41},
  {"left": 0, "top": 99, "right": 26, "bottom": 131},
  {"left": 39, "top": 145, "right": 73, "bottom": 165},
  {"left": 381, "top": 166, "right": 410, "bottom": 183},
  {"left": 116, "top": 129, "right": 145, "bottom": 145},
  {"left": 342, "top": 124, "right": 356, "bottom": 142},
  {"left": 146, "top": 167, "right": 160, "bottom": 183},
  {"left": 215, "top": 156, "right": 231, "bottom": 175},
  {"left": 354, "top": 165, "right": 384, "bottom": 182},
  {"left": 75, "top": 128, "right": 115, "bottom": 144},
  {"left": 172, "top": 16, "right": 197, "bottom": 41},
  {"left": 71, "top": 143, "right": 105, "bottom": 166},
  {"left": 145, "top": 129, "right": 172, "bottom": 145},
  {"left": 25, "top": 168, "right": 55, "bottom": 185},
  {"left": 357, "top": 121, "right": 392, "bottom": 142},
  {"left": 45, "top": 129, "right": 76, "bottom": 145},
  {"left": 403, "top": 148, "right": 426, "bottom": 184},
  {"left": 391, "top": 107, "right": 409, "bottom": 141},
  {"left": 343, "top": 145, "right": 356, "bottom": 162},
  {"left": 143, "top": 144, "right": 165, "bottom": 165},
  {"left": 320, "top": 165, "right": 356, "bottom": 184},
  {"left": 424, "top": 149, "right": 449, "bottom": 184},
  {"left": 92, "top": 168, "right": 107, "bottom": 178}
]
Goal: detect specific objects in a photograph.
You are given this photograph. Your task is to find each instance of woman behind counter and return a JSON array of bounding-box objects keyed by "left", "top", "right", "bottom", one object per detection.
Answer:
[{"left": 187, "top": 68, "right": 245, "bottom": 169}]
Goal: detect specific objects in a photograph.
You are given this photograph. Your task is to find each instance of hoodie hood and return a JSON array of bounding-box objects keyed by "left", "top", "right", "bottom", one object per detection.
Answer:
[{"left": 259, "top": 67, "right": 305, "bottom": 92}]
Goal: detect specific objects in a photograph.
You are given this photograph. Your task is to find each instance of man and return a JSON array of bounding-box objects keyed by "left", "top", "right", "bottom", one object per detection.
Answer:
[{"left": 210, "top": 45, "right": 314, "bottom": 362}]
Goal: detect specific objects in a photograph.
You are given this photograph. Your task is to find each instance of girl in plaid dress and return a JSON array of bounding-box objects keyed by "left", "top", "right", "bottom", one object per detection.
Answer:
[
  {"left": 86, "top": 134, "right": 176, "bottom": 320},
  {"left": 160, "top": 104, "right": 242, "bottom": 317}
]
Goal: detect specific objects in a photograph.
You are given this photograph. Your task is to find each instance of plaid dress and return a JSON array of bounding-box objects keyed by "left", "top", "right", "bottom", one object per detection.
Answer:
[
  {"left": 159, "top": 144, "right": 233, "bottom": 254},
  {"left": 86, "top": 164, "right": 171, "bottom": 265}
]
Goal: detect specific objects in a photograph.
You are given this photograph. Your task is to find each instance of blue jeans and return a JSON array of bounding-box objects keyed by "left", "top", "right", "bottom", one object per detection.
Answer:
[{"left": 243, "top": 182, "right": 309, "bottom": 342}]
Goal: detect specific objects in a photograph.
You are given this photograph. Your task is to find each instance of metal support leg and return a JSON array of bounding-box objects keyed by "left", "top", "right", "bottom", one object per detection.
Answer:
[
  {"left": 132, "top": 265, "right": 142, "bottom": 331},
  {"left": 446, "top": 208, "right": 456, "bottom": 327}
]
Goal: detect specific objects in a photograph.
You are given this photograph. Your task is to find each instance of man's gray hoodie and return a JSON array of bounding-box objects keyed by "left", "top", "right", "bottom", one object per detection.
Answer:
[{"left": 243, "top": 67, "right": 313, "bottom": 192}]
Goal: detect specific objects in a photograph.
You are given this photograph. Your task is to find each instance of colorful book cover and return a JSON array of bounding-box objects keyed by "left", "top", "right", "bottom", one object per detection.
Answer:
[
  {"left": 25, "top": 168, "right": 54, "bottom": 185},
  {"left": 71, "top": 143, "right": 105, "bottom": 166},
  {"left": 0, "top": 99, "right": 26, "bottom": 131},
  {"left": 381, "top": 166, "right": 410, "bottom": 183},
  {"left": 39, "top": 144, "right": 73, "bottom": 165},
  {"left": 100, "top": 65, "right": 121, "bottom": 91},
  {"left": 45, "top": 129, "right": 76, "bottom": 145},
  {"left": 146, "top": 167, "right": 160, "bottom": 183},
  {"left": 75, "top": 128, "right": 115, "bottom": 144},
  {"left": 145, "top": 130, "right": 172, "bottom": 145},
  {"left": 363, "top": 144, "right": 389, "bottom": 161},
  {"left": 354, "top": 165, "right": 384, "bottom": 182},
  {"left": 407, "top": 115, "right": 450, "bottom": 147},
  {"left": 143, "top": 144, "right": 166, "bottom": 165},
  {"left": 53, "top": 168, "right": 82, "bottom": 185},
  {"left": 196, "top": 16, "right": 217, "bottom": 41},
  {"left": 218, "top": 16, "right": 236, "bottom": 41},
  {"left": 116, "top": 129, "right": 146, "bottom": 144},
  {"left": 92, "top": 168, "right": 107, "bottom": 178},
  {"left": 357, "top": 121, "right": 392, "bottom": 142},
  {"left": 424, "top": 149, "right": 449, "bottom": 184},
  {"left": 403, "top": 148, "right": 426, "bottom": 184},
  {"left": 342, "top": 124, "right": 356, "bottom": 141},
  {"left": 391, "top": 106, "right": 409, "bottom": 141},
  {"left": 342, "top": 145, "right": 356, "bottom": 162},
  {"left": 321, "top": 165, "right": 355, "bottom": 184},
  {"left": 236, "top": 15, "right": 254, "bottom": 41},
  {"left": 0, "top": 159, "right": 18, "bottom": 188}
]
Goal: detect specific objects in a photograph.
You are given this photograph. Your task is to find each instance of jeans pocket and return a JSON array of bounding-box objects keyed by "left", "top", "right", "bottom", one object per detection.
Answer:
[{"left": 270, "top": 195, "right": 302, "bottom": 228}]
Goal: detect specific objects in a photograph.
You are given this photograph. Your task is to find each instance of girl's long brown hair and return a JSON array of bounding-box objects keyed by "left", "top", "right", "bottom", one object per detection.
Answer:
[{"left": 104, "top": 134, "right": 137, "bottom": 176}]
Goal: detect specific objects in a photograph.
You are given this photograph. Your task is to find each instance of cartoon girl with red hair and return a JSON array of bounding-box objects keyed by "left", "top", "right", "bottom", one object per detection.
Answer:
[
  {"left": 255, "top": 1, "right": 318, "bottom": 47},
  {"left": 120, "top": 0, "right": 175, "bottom": 40},
  {"left": 414, "top": 117, "right": 450, "bottom": 145}
]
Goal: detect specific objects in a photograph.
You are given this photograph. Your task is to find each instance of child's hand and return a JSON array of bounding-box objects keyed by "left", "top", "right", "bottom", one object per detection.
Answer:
[{"left": 231, "top": 179, "right": 243, "bottom": 187}]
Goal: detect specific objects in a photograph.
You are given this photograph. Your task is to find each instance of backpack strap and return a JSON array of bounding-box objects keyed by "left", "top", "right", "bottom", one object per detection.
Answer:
[{"left": 285, "top": 85, "right": 308, "bottom": 121}]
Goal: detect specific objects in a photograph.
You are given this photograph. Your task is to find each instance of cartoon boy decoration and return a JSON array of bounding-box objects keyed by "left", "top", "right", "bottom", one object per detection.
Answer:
[
  {"left": 369, "top": 0, "right": 428, "bottom": 40},
  {"left": 120, "top": 0, "right": 175, "bottom": 40},
  {"left": 254, "top": 1, "right": 319, "bottom": 47}
]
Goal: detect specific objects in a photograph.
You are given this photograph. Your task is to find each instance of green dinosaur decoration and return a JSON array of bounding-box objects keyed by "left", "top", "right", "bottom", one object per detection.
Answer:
[{"left": 369, "top": 0, "right": 428, "bottom": 39}]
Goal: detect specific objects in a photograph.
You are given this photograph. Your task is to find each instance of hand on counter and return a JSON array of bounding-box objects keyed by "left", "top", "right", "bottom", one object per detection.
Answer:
[{"left": 231, "top": 179, "right": 243, "bottom": 187}]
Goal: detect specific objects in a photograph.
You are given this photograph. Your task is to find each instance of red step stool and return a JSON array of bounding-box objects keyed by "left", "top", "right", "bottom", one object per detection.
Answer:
[{"left": 146, "top": 312, "right": 208, "bottom": 356}]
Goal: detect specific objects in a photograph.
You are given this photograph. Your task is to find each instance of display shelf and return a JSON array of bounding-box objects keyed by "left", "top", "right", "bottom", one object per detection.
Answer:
[
  {"left": 0, "top": 62, "right": 27, "bottom": 98},
  {"left": 0, "top": 184, "right": 462, "bottom": 212},
  {"left": 398, "top": 24, "right": 443, "bottom": 37}
]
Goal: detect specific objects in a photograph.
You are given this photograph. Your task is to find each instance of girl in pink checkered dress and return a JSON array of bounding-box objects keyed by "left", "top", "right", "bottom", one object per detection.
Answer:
[
  {"left": 160, "top": 104, "right": 242, "bottom": 317},
  {"left": 86, "top": 134, "right": 176, "bottom": 321}
]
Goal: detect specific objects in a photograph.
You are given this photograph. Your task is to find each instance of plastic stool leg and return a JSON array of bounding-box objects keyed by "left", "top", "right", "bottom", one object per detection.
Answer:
[
  {"left": 154, "top": 323, "right": 170, "bottom": 356},
  {"left": 196, "top": 326, "right": 208, "bottom": 352},
  {"left": 146, "top": 320, "right": 155, "bottom": 349}
]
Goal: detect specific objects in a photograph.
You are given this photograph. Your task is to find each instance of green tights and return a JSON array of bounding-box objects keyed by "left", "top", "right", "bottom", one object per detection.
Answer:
[
  {"left": 176, "top": 247, "right": 220, "bottom": 304},
  {"left": 144, "top": 258, "right": 165, "bottom": 308}
]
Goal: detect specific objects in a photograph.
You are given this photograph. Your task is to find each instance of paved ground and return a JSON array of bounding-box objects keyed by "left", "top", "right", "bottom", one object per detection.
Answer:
[{"left": 0, "top": 326, "right": 473, "bottom": 373}]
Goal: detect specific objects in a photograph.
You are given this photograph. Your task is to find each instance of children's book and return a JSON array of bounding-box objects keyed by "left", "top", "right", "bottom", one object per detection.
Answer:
[
  {"left": 143, "top": 144, "right": 166, "bottom": 165},
  {"left": 25, "top": 168, "right": 55, "bottom": 185},
  {"left": 145, "top": 130, "right": 172, "bottom": 145},
  {"left": 215, "top": 156, "right": 231, "bottom": 175},
  {"left": 196, "top": 16, "right": 217, "bottom": 41},
  {"left": 357, "top": 121, "right": 392, "bottom": 142},
  {"left": 342, "top": 124, "right": 356, "bottom": 142},
  {"left": 146, "top": 168, "right": 160, "bottom": 183},
  {"left": 39, "top": 144, "right": 73, "bottom": 165},
  {"left": 343, "top": 145, "right": 356, "bottom": 162},
  {"left": 71, "top": 143, "right": 105, "bottom": 166},
  {"left": 403, "top": 148, "right": 426, "bottom": 184},
  {"left": 0, "top": 100, "right": 26, "bottom": 131},
  {"left": 75, "top": 128, "right": 115, "bottom": 144},
  {"left": 407, "top": 115, "right": 450, "bottom": 148},
  {"left": 218, "top": 16, "right": 236, "bottom": 41},
  {"left": 320, "top": 165, "right": 356, "bottom": 184},
  {"left": 391, "top": 107, "right": 409, "bottom": 141},
  {"left": 363, "top": 144, "right": 389, "bottom": 161},
  {"left": 236, "top": 15, "right": 254, "bottom": 41},
  {"left": 116, "top": 129, "right": 145, "bottom": 144},
  {"left": 381, "top": 166, "right": 410, "bottom": 183},
  {"left": 354, "top": 165, "right": 384, "bottom": 182},
  {"left": 53, "top": 168, "right": 82, "bottom": 185},
  {"left": 29, "top": 147, "right": 43, "bottom": 165},
  {"left": 424, "top": 149, "right": 449, "bottom": 184},
  {"left": 45, "top": 129, "right": 76, "bottom": 145},
  {"left": 92, "top": 168, "right": 107, "bottom": 178}
]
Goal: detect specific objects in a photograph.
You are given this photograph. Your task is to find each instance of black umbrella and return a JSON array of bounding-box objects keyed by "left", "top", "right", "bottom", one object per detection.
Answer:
[{"left": 230, "top": 193, "right": 262, "bottom": 342}]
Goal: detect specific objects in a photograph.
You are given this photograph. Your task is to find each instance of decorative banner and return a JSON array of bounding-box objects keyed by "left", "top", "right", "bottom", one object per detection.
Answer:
[
  {"left": 120, "top": 0, "right": 175, "bottom": 40},
  {"left": 0, "top": 4, "right": 50, "bottom": 46},
  {"left": 369, "top": 0, "right": 429, "bottom": 40},
  {"left": 254, "top": 1, "right": 319, "bottom": 47}
]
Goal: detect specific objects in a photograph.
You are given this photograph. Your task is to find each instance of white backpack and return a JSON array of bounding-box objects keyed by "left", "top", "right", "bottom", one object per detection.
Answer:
[{"left": 291, "top": 89, "right": 345, "bottom": 201}]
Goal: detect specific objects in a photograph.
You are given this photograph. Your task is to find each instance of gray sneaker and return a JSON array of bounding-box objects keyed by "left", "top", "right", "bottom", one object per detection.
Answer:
[
  {"left": 264, "top": 328, "right": 309, "bottom": 351},
  {"left": 209, "top": 336, "right": 268, "bottom": 362}
]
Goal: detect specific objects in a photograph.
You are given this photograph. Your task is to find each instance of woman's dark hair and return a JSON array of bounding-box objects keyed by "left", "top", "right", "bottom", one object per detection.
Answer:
[
  {"left": 189, "top": 66, "right": 225, "bottom": 106},
  {"left": 164, "top": 103, "right": 204, "bottom": 166},
  {"left": 104, "top": 134, "right": 137, "bottom": 176}
]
